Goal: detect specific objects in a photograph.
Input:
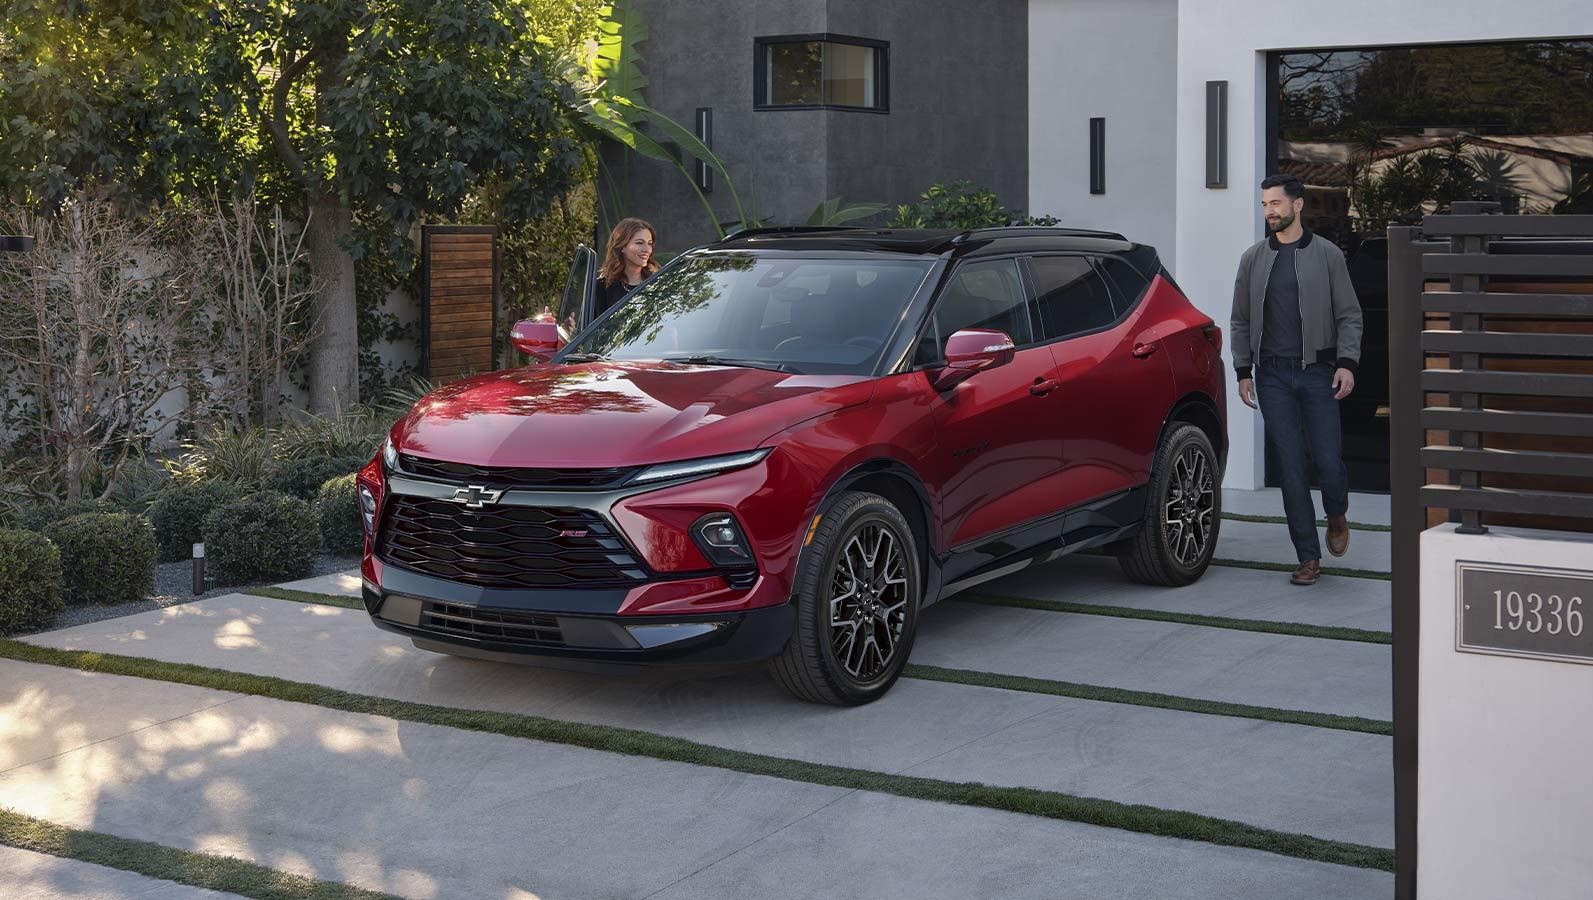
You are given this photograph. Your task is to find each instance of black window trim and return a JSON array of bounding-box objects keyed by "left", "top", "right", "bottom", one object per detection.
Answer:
[
  {"left": 753, "top": 33, "right": 891, "bottom": 114},
  {"left": 1020, "top": 252, "right": 1148, "bottom": 348}
]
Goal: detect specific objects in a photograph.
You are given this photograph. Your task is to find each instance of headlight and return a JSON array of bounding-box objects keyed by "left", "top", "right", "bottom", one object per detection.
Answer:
[
  {"left": 632, "top": 449, "right": 771, "bottom": 484},
  {"left": 381, "top": 436, "right": 399, "bottom": 470},
  {"left": 358, "top": 484, "right": 377, "bottom": 534}
]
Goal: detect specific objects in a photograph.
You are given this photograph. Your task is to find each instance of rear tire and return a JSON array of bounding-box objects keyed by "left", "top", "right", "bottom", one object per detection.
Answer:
[
  {"left": 769, "top": 491, "right": 922, "bottom": 705},
  {"left": 1118, "top": 423, "right": 1221, "bottom": 586}
]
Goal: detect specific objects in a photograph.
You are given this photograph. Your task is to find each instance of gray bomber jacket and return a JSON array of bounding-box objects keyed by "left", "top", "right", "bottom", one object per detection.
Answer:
[{"left": 1229, "top": 229, "right": 1364, "bottom": 380}]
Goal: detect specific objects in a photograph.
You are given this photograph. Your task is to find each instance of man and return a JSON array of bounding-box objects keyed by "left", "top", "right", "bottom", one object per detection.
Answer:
[{"left": 1230, "top": 173, "right": 1364, "bottom": 586}]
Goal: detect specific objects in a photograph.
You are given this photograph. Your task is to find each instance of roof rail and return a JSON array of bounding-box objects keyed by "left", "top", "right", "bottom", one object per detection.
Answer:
[
  {"left": 719, "top": 225, "right": 871, "bottom": 241},
  {"left": 951, "top": 225, "right": 1128, "bottom": 243}
]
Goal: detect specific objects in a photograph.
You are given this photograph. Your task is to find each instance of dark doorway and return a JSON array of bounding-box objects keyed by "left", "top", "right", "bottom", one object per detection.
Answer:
[{"left": 1266, "top": 38, "right": 1593, "bottom": 492}]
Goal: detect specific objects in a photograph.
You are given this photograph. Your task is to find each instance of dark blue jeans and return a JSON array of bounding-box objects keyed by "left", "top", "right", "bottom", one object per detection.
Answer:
[{"left": 1256, "top": 357, "right": 1350, "bottom": 562}]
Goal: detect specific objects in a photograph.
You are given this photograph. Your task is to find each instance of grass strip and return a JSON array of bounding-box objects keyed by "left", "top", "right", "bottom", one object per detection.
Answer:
[
  {"left": 904, "top": 664, "right": 1392, "bottom": 736},
  {"left": 0, "top": 806, "right": 397, "bottom": 900},
  {"left": 1222, "top": 512, "right": 1391, "bottom": 532},
  {"left": 0, "top": 637, "right": 1394, "bottom": 872},
  {"left": 248, "top": 586, "right": 365, "bottom": 611},
  {"left": 959, "top": 593, "right": 1391, "bottom": 644},
  {"left": 1213, "top": 558, "right": 1390, "bottom": 581}
]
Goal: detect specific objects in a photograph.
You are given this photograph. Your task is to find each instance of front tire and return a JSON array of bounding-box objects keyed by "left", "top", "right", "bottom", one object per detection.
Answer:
[
  {"left": 1118, "top": 423, "right": 1221, "bottom": 586},
  {"left": 769, "top": 491, "right": 922, "bottom": 705}
]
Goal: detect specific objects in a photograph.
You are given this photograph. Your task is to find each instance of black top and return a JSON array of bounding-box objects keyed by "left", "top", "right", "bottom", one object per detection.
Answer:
[
  {"left": 1260, "top": 239, "right": 1302, "bottom": 360},
  {"left": 596, "top": 277, "right": 641, "bottom": 317}
]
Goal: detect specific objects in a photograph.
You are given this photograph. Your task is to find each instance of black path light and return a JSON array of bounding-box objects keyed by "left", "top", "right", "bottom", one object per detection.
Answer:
[{"left": 0, "top": 235, "right": 34, "bottom": 252}]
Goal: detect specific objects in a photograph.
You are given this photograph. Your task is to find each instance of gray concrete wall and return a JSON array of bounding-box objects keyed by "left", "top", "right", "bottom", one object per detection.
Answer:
[
  {"left": 1027, "top": 0, "right": 1178, "bottom": 266},
  {"left": 615, "top": 0, "right": 1027, "bottom": 252}
]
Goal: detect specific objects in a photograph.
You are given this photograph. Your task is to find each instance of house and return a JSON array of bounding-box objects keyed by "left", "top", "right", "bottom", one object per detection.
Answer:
[{"left": 615, "top": 0, "right": 1593, "bottom": 494}]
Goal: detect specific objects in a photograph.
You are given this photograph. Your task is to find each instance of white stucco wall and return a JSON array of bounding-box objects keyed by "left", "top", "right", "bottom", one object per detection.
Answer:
[
  {"left": 1173, "top": 0, "right": 1593, "bottom": 488},
  {"left": 1028, "top": 0, "right": 1179, "bottom": 268},
  {"left": 1419, "top": 525, "right": 1593, "bottom": 900}
]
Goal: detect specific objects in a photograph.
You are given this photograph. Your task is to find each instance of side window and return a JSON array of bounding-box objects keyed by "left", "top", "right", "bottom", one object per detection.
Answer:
[
  {"left": 1097, "top": 254, "right": 1152, "bottom": 314},
  {"left": 1029, "top": 255, "right": 1116, "bottom": 341},
  {"left": 914, "top": 259, "right": 1032, "bottom": 365}
]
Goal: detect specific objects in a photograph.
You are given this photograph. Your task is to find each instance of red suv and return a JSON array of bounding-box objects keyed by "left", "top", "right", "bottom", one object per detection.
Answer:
[{"left": 356, "top": 227, "right": 1225, "bottom": 704}]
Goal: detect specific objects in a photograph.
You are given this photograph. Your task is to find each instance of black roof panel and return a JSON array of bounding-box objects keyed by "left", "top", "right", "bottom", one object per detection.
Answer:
[{"left": 706, "top": 225, "right": 1141, "bottom": 256}]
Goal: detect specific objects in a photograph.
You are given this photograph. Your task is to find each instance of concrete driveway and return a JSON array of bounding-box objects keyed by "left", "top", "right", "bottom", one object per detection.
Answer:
[{"left": 2, "top": 490, "right": 1394, "bottom": 899}]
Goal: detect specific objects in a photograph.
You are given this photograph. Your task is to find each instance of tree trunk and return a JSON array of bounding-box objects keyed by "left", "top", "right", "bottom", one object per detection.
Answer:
[{"left": 303, "top": 192, "right": 359, "bottom": 416}]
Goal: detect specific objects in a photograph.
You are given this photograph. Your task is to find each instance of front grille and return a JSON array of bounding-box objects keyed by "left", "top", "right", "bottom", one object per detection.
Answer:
[
  {"left": 397, "top": 453, "right": 635, "bottom": 490},
  {"left": 378, "top": 496, "right": 649, "bottom": 589},
  {"left": 418, "top": 601, "right": 564, "bottom": 648}
]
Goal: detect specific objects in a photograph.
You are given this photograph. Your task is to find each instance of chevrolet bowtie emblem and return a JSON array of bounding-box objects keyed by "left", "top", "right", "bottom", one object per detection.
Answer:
[{"left": 449, "top": 484, "right": 503, "bottom": 509}]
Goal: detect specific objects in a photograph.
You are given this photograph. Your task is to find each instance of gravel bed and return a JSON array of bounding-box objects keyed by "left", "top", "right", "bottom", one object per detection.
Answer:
[{"left": 14, "top": 552, "right": 363, "bottom": 637}]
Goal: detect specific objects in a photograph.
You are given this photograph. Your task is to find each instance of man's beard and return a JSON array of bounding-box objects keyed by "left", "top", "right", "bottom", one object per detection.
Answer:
[{"left": 1267, "top": 211, "right": 1297, "bottom": 233}]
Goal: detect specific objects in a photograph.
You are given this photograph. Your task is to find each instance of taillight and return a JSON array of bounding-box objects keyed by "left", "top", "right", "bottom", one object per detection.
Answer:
[{"left": 1201, "top": 324, "right": 1222, "bottom": 354}]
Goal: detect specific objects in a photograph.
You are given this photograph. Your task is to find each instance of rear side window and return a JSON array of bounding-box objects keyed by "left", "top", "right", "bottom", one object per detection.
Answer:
[
  {"left": 1097, "top": 255, "right": 1152, "bottom": 312},
  {"left": 1027, "top": 255, "right": 1116, "bottom": 341}
]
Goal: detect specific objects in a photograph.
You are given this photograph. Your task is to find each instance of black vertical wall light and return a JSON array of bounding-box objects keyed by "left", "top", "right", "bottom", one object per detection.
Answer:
[
  {"left": 1206, "top": 80, "right": 1228, "bottom": 188},
  {"left": 695, "top": 107, "right": 713, "bottom": 193},
  {"left": 1089, "top": 117, "right": 1106, "bottom": 195}
]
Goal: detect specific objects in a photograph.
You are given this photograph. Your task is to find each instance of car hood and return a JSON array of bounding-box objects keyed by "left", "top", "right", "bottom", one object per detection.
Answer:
[{"left": 393, "top": 361, "right": 875, "bottom": 469}]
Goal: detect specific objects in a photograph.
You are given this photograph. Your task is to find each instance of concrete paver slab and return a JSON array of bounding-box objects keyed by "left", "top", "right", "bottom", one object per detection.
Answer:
[
  {"left": 0, "top": 661, "right": 849, "bottom": 899},
  {"left": 0, "top": 845, "right": 246, "bottom": 900},
  {"left": 1, "top": 668, "right": 237, "bottom": 775},
  {"left": 272, "top": 571, "right": 362, "bottom": 597},
  {"left": 0, "top": 662, "right": 1390, "bottom": 900},
  {"left": 21, "top": 596, "right": 1390, "bottom": 844},
  {"left": 1216, "top": 518, "right": 1391, "bottom": 571},
  {"left": 915, "top": 602, "right": 1391, "bottom": 720},
  {"left": 649, "top": 791, "right": 1392, "bottom": 900},
  {"left": 984, "top": 553, "right": 1391, "bottom": 631},
  {"left": 1224, "top": 488, "right": 1391, "bottom": 527}
]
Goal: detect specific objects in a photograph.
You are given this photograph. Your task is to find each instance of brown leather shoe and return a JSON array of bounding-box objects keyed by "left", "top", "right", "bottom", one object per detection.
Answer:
[
  {"left": 1291, "top": 560, "right": 1321, "bottom": 586},
  {"left": 1326, "top": 516, "right": 1349, "bottom": 558}
]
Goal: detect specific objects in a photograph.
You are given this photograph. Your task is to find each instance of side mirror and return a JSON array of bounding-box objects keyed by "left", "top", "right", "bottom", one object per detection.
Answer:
[
  {"left": 931, "top": 328, "right": 1015, "bottom": 391},
  {"left": 510, "top": 317, "right": 565, "bottom": 363}
]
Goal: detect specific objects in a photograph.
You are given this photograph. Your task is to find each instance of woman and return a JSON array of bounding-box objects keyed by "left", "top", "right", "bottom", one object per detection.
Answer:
[{"left": 595, "top": 217, "right": 659, "bottom": 316}]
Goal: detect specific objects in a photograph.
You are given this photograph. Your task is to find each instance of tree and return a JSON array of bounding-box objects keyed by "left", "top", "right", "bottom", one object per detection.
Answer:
[
  {"left": 216, "top": 1, "right": 587, "bottom": 413},
  {"left": 2, "top": 2, "right": 591, "bottom": 415}
]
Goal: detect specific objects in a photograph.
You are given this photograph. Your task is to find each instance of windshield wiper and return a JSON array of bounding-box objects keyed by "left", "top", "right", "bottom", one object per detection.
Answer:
[
  {"left": 559, "top": 352, "right": 608, "bottom": 363},
  {"left": 667, "top": 354, "right": 797, "bottom": 374}
]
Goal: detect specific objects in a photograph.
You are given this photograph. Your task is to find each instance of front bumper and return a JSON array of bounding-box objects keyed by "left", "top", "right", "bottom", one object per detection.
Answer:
[{"left": 363, "top": 565, "right": 794, "bottom": 665}]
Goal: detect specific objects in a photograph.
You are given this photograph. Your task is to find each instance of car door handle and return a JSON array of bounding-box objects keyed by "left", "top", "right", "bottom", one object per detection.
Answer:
[
  {"left": 1131, "top": 341, "right": 1161, "bottom": 359},
  {"left": 1030, "top": 378, "right": 1060, "bottom": 396}
]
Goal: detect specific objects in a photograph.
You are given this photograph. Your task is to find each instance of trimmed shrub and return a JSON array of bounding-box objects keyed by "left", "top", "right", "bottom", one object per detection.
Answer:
[
  {"left": 265, "top": 455, "right": 367, "bottom": 500},
  {"left": 19, "top": 498, "right": 117, "bottom": 532},
  {"left": 147, "top": 481, "right": 247, "bottom": 563},
  {"left": 315, "top": 474, "right": 365, "bottom": 556},
  {"left": 203, "top": 492, "right": 319, "bottom": 586},
  {"left": 0, "top": 529, "right": 65, "bottom": 633},
  {"left": 43, "top": 513, "right": 157, "bottom": 606}
]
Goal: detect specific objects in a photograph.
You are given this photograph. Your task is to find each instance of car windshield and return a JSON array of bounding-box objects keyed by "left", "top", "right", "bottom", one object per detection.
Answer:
[{"left": 561, "top": 255, "right": 934, "bottom": 375}]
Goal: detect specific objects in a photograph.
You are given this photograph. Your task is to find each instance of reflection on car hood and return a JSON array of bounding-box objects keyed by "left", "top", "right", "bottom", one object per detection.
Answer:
[{"left": 394, "top": 361, "right": 875, "bottom": 469}]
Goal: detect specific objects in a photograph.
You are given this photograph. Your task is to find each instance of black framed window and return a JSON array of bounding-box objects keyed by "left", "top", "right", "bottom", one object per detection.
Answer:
[
  {"left": 755, "top": 34, "right": 889, "bottom": 112},
  {"left": 1026, "top": 256, "right": 1116, "bottom": 341},
  {"left": 913, "top": 259, "right": 1032, "bottom": 365}
]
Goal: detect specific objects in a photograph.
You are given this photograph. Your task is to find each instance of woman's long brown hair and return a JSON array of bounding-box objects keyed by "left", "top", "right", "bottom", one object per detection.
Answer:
[{"left": 599, "top": 217, "right": 659, "bottom": 286}]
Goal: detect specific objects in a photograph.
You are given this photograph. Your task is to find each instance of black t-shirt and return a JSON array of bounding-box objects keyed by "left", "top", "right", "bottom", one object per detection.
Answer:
[
  {"left": 595, "top": 278, "right": 639, "bottom": 317},
  {"left": 1261, "top": 241, "right": 1302, "bottom": 360}
]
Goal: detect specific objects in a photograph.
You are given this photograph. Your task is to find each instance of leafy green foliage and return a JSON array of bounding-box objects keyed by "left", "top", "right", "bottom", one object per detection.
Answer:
[
  {"left": 43, "top": 513, "right": 157, "bottom": 606},
  {"left": 165, "top": 423, "right": 276, "bottom": 487},
  {"left": 0, "top": 530, "right": 64, "bottom": 633},
  {"left": 315, "top": 474, "right": 364, "bottom": 556},
  {"left": 889, "top": 181, "right": 1059, "bottom": 229},
  {"left": 266, "top": 456, "right": 366, "bottom": 500},
  {"left": 203, "top": 492, "right": 319, "bottom": 586},
  {"left": 805, "top": 197, "right": 888, "bottom": 226},
  {"left": 147, "top": 481, "right": 247, "bottom": 563},
  {"left": 17, "top": 499, "right": 119, "bottom": 533}
]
